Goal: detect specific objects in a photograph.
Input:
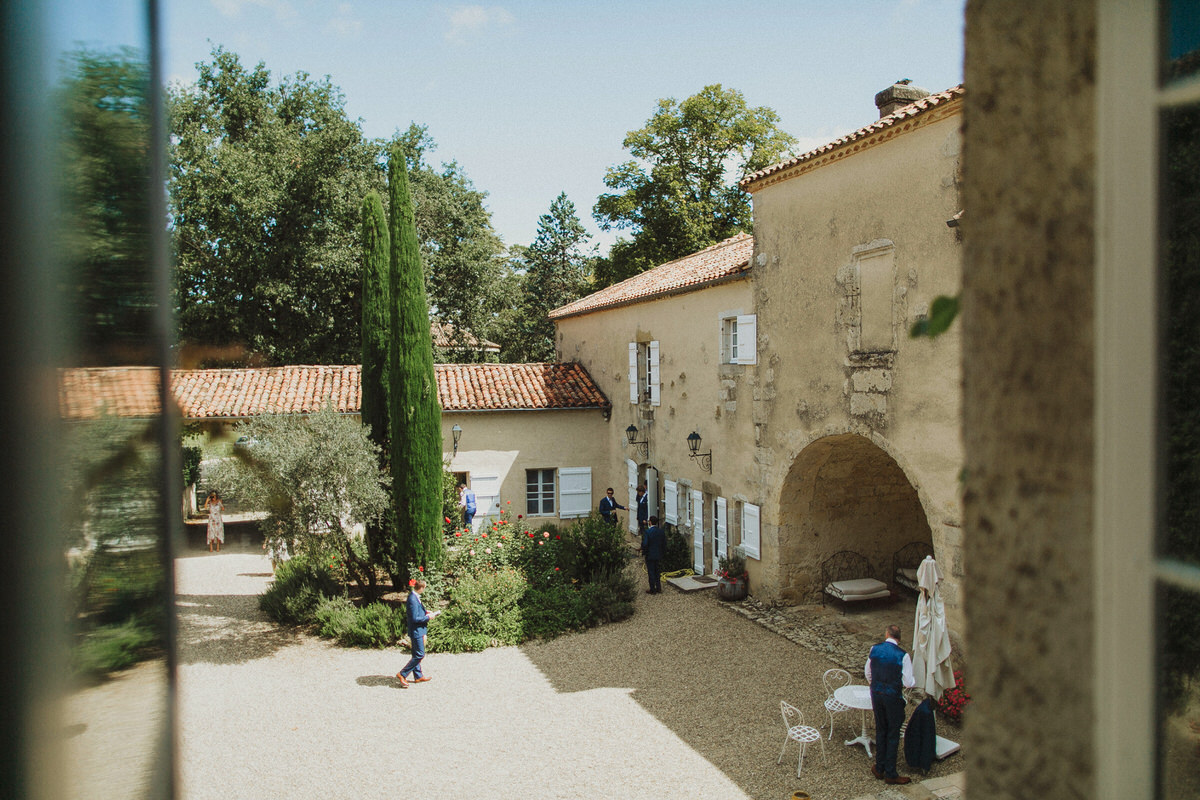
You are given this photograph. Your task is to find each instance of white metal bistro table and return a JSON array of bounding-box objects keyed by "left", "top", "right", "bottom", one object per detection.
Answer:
[{"left": 832, "top": 684, "right": 874, "bottom": 757}]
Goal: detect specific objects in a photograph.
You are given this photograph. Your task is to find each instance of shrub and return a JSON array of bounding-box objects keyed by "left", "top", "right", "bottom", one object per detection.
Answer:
[
  {"left": 660, "top": 523, "right": 692, "bottom": 572},
  {"left": 260, "top": 554, "right": 342, "bottom": 624},
  {"left": 72, "top": 616, "right": 159, "bottom": 677},
  {"left": 556, "top": 513, "right": 631, "bottom": 584},
  {"left": 519, "top": 583, "right": 591, "bottom": 639},
  {"left": 314, "top": 596, "right": 405, "bottom": 647},
  {"left": 427, "top": 568, "right": 525, "bottom": 652}
]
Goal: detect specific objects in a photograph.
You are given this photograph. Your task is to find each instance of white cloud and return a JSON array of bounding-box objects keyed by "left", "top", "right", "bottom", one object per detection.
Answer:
[
  {"left": 445, "top": 5, "right": 515, "bottom": 44},
  {"left": 327, "top": 3, "right": 363, "bottom": 37},
  {"left": 210, "top": 0, "right": 298, "bottom": 22}
]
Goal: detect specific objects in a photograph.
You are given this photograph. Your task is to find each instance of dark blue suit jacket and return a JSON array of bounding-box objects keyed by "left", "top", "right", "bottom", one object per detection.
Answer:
[
  {"left": 636, "top": 494, "right": 649, "bottom": 524},
  {"left": 406, "top": 590, "right": 430, "bottom": 638},
  {"left": 642, "top": 525, "right": 666, "bottom": 561}
]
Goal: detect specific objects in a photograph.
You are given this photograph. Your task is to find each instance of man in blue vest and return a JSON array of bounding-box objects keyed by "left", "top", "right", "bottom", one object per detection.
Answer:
[
  {"left": 865, "top": 624, "right": 916, "bottom": 784},
  {"left": 458, "top": 482, "right": 476, "bottom": 529}
]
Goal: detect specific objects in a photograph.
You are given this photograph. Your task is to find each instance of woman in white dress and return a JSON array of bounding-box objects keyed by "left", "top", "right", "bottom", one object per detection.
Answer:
[{"left": 205, "top": 491, "right": 225, "bottom": 552}]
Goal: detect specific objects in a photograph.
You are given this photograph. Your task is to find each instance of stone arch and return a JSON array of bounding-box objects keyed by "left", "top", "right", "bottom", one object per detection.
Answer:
[{"left": 776, "top": 431, "right": 935, "bottom": 603}]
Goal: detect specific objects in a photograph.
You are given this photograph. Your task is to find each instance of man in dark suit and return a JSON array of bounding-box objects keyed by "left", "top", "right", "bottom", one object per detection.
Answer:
[
  {"left": 598, "top": 487, "right": 626, "bottom": 525},
  {"left": 865, "top": 624, "right": 917, "bottom": 784},
  {"left": 641, "top": 515, "right": 666, "bottom": 594},
  {"left": 396, "top": 578, "right": 439, "bottom": 687}
]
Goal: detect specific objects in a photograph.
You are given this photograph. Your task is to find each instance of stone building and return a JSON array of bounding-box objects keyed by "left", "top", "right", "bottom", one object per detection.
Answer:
[{"left": 552, "top": 84, "right": 966, "bottom": 632}]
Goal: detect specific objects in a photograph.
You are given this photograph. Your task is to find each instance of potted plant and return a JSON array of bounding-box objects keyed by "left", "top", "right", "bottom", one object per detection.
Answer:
[{"left": 716, "top": 549, "right": 749, "bottom": 601}]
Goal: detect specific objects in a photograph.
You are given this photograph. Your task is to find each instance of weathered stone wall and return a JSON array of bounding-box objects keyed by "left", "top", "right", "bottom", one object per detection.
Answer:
[
  {"left": 748, "top": 105, "right": 966, "bottom": 631},
  {"left": 962, "top": 2, "right": 1097, "bottom": 798}
]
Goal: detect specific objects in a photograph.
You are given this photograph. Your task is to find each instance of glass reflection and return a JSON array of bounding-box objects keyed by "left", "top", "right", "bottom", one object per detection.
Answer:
[
  {"left": 1159, "top": 103, "right": 1200, "bottom": 569},
  {"left": 1163, "top": 0, "right": 1200, "bottom": 83},
  {"left": 1158, "top": 585, "right": 1200, "bottom": 798},
  {"left": 51, "top": 10, "right": 172, "bottom": 799}
]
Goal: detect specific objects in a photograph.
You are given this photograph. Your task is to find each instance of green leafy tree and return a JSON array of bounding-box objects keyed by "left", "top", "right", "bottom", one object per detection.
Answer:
[
  {"left": 360, "top": 191, "right": 391, "bottom": 447},
  {"left": 387, "top": 146, "right": 444, "bottom": 581},
  {"left": 511, "top": 192, "right": 594, "bottom": 361},
  {"left": 392, "top": 124, "right": 507, "bottom": 361},
  {"left": 593, "top": 84, "right": 795, "bottom": 286},
  {"left": 57, "top": 48, "right": 156, "bottom": 364},
  {"left": 360, "top": 190, "right": 391, "bottom": 573},
  {"left": 211, "top": 406, "right": 390, "bottom": 597},
  {"left": 169, "top": 47, "right": 383, "bottom": 365}
]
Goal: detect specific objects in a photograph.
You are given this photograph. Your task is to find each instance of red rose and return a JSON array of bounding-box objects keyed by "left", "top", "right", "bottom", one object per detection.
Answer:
[
  {"left": 444, "top": 517, "right": 452, "bottom": 524},
  {"left": 408, "top": 579, "right": 416, "bottom": 587},
  {"left": 418, "top": 566, "right": 424, "bottom": 572}
]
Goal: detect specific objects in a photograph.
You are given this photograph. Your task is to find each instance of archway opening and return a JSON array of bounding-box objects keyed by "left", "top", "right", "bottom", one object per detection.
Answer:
[{"left": 778, "top": 433, "right": 931, "bottom": 602}]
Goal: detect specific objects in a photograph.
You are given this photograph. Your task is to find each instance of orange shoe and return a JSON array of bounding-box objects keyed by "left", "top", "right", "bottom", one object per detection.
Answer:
[
  {"left": 411, "top": 676, "right": 432, "bottom": 683},
  {"left": 395, "top": 673, "right": 409, "bottom": 688}
]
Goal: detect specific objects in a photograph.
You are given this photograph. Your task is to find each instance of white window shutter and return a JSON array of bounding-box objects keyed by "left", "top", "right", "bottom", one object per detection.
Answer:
[
  {"left": 691, "top": 488, "right": 705, "bottom": 574},
  {"left": 628, "top": 342, "right": 639, "bottom": 404},
  {"left": 648, "top": 340, "right": 661, "bottom": 406},
  {"left": 626, "top": 458, "right": 638, "bottom": 533},
  {"left": 558, "top": 467, "right": 591, "bottom": 519},
  {"left": 741, "top": 502, "right": 761, "bottom": 559},
  {"left": 663, "top": 479, "right": 678, "bottom": 525},
  {"left": 736, "top": 314, "right": 757, "bottom": 364},
  {"left": 716, "top": 497, "right": 728, "bottom": 561}
]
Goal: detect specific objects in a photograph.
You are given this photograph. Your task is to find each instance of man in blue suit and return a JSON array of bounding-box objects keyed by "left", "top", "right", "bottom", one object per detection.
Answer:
[
  {"left": 598, "top": 487, "right": 626, "bottom": 525},
  {"left": 396, "top": 578, "right": 439, "bottom": 687},
  {"left": 641, "top": 515, "right": 666, "bottom": 594},
  {"left": 865, "top": 624, "right": 916, "bottom": 784}
]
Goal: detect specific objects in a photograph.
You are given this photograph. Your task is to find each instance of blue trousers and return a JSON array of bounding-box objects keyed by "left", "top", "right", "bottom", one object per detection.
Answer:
[
  {"left": 462, "top": 510, "right": 475, "bottom": 528},
  {"left": 871, "top": 691, "right": 906, "bottom": 778},
  {"left": 400, "top": 633, "right": 425, "bottom": 679},
  {"left": 645, "top": 558, "right": 661, "bottom": 592}
]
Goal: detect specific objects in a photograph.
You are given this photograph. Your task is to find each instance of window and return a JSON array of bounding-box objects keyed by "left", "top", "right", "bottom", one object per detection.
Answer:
[
  {"left": 720, "top": 313, "right": 757, "bottom": 364},
  {"left": 525, "top": 469, "right": 555, "bottom": 516},
  {"left": 628, "top": 341, "right": 660, "bottom": 405},
  {"left": 1096, "top": 5, "right": 1200, "bottom": 795}
]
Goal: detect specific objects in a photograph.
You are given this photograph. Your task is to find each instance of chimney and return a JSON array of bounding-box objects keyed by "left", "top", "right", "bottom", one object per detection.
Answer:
[{"left": 874, "top": 79, "right": 930, "bottom": 118}]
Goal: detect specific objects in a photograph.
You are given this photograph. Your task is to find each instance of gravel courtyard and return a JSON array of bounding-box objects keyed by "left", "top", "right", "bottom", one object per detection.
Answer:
[{"left": 175, "top": 551, "right": 963, "bottom": 800}]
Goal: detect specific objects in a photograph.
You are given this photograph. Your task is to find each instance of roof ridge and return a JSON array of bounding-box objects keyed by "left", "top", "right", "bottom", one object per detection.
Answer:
[{"left": 741, "top": 84, "right": 965, "bottom": 188}]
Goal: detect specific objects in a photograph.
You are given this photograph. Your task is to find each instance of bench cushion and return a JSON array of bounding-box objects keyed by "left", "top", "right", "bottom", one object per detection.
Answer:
[{"left": 825, "top": 578, "right": 890, "bottom": 601}]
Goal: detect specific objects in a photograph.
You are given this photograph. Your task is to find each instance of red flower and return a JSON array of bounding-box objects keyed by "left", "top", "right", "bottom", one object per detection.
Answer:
[
  {"left": 444, "top": 517, "right": 452, "bottom": 524},
  {"left": 528, "top": 532, "right": 534, "bottom": 538},
  {"left": 555, "top": 535, "right": 561, "bottom": 540},
  {"left": 408, "top": 579, "right": 416, "bottom": 587},
  {"left": 517, "top": 514, "right": 523, "bottom": 519},
  {"left": 481, "top": 532, "right": 488, "bottom": 538},
  {"left": 418, "top": 566, "right": 424, "bottom": 572},
  {"left": 455, "top": 532, "right": 462, "bottom": 537},
  {"left": 554, "top": 567, "right": 560, "bottom": 571}
]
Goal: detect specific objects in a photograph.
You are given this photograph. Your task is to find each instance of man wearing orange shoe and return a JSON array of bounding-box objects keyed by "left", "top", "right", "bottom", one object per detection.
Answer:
[{"left": 396, "top": 578, "right": 439, "bottom": 687}]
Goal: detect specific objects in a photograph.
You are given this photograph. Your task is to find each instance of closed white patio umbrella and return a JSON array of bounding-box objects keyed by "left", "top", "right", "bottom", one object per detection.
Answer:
[{"left": 912, "top": 555, "right": 955, "bottom": 700}]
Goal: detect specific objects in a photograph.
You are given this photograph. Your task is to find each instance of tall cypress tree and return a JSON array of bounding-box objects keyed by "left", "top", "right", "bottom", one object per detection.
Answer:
[
  {"left": 387, "top": 146, "right": 443, "bottom": 578},
  {"left": 360, "top": 191, "right": 391, "bottom": 580}
]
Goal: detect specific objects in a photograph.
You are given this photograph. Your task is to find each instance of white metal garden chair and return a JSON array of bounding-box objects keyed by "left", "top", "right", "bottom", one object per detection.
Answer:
[
  {"left": 778, "top": 701, "right": 826, "bottom": 777},
  {"left": 822, "top": 667, "right": 854, "bottom": 740}
]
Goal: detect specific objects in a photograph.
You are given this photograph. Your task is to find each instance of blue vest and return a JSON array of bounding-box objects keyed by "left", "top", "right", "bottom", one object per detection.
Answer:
[{"left": 869, "top": 641, "right": 906, "bottom": 697}]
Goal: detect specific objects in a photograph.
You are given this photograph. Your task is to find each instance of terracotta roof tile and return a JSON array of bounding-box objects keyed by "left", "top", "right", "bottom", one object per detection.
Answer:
[
  {"left": 741, "top": 85, "right": 965, "bottom": 190},
  {"left": 59, "top": 363, "right": 609, "bottom": 420},
  {"left": 436, "top": 362, "right": 609, "bottom": 411},
  {"left": 58, "top": 367, "right": 164, "bottom": 420},
  {"left": 549, "top": 232, "right": 753, "bottom": 320}
]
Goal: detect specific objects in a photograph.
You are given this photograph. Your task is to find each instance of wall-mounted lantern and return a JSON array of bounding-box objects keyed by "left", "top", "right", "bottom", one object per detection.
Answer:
[
  {"left": 686, "top": 431, "right": 712, "bottom": 473},
  {"left": 625, "top": 423, "right": 649, "bottom": 459},
  {"left": 451, "top": 423, "right": 462, "bottom": 456}
]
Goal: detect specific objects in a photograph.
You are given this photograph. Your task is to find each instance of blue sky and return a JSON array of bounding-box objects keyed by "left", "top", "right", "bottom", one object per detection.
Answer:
[{"left": 161, "top": 0, "right": 965, "bottom": 253}]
